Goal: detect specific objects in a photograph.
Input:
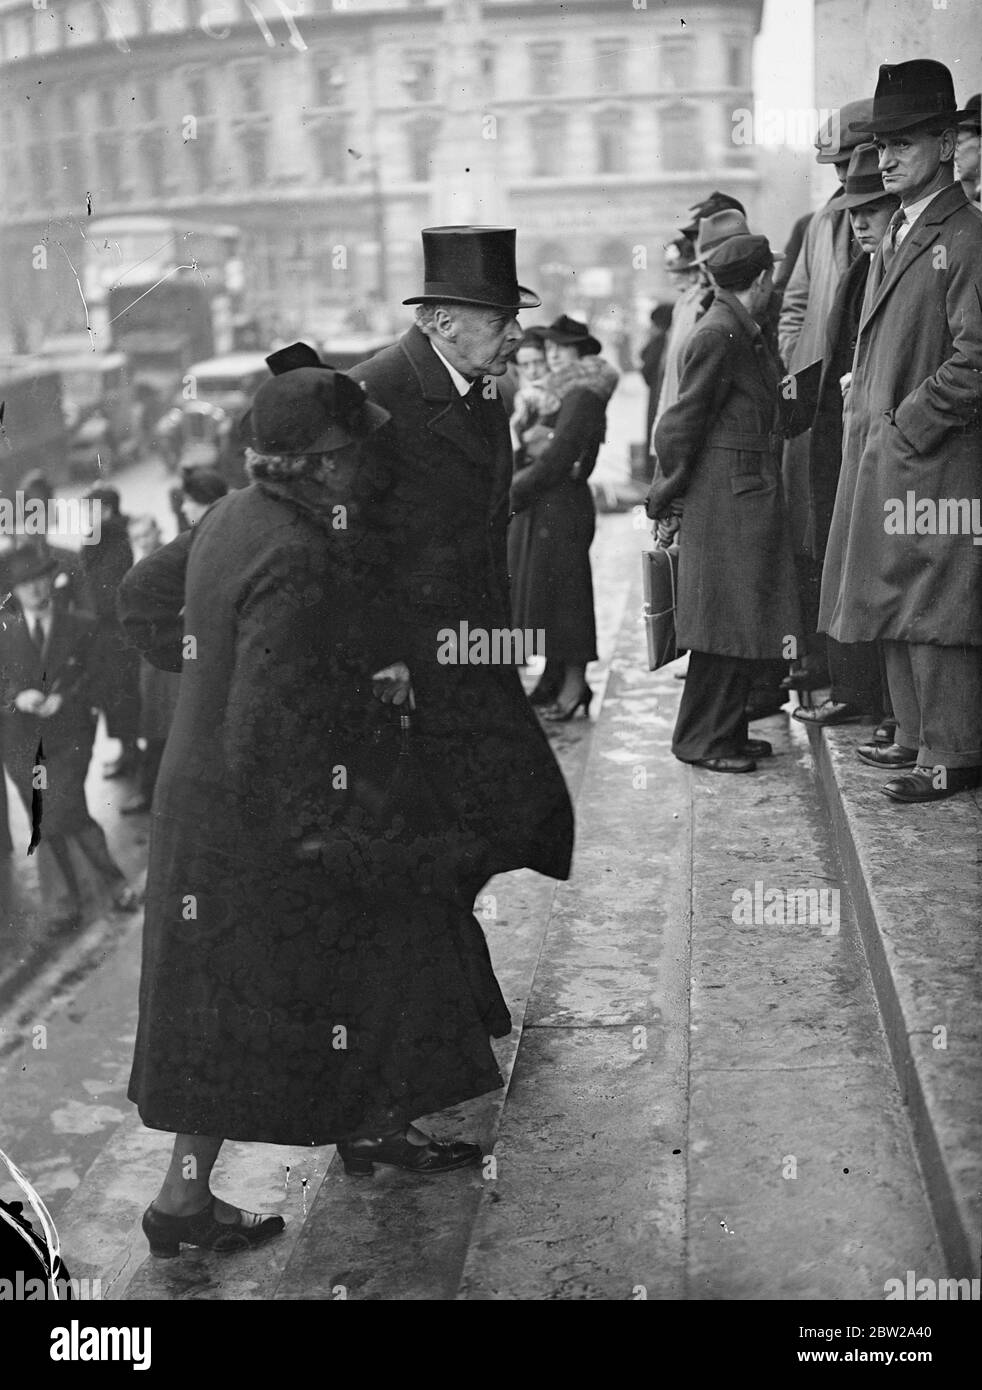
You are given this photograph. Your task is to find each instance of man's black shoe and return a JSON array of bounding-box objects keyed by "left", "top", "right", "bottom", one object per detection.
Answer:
[
  {"left": 881, "top": 765, "right": 981, "bottom": 803},
  {"left": 792, "top": 700, "right": 865, "bottom": 726},
  {"left": 682, "top": 756, "right": 757, "bottom": 774},
  {"left": 741, "top": 739, "right": 773, "bottom": 758},
  {"left": 856, "top": 742, "right": 917, "bottom": 769}
]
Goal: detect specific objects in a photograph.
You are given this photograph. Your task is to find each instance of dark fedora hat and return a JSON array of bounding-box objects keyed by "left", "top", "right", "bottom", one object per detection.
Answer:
[
  {"left": 540, "top": 314, "right": 602, "bottom": 356},
  {"left": 959, "top": 93, "right": 981, "bottom": 133},
  {"left": 680, "top": 190, "right": 746, "bottom": 240},
  {"left": 839, "top": 142, "right": 897, "bottom": 209},
  {"left": 242, "top": 368, "right": 390, "bottom": 456},
  {"left": 692, "top": 209, "right": 754, "bottom": 264},
  {"left": 814, "top": 99, "right": 875, "bottom": 162},
  {"left": 403, "top": 226, "right": 541, "bottom": 310},
  {"left": 2, "top": 541, "right": 58, "bottom": 589},
  {"left": 849, "top": 61, "right": 971, "bottom": 135}
]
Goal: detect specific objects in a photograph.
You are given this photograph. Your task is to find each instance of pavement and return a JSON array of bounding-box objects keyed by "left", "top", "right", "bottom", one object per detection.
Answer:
[{"left": 0, "top": 373, "right": 978, "bottom": 1301}]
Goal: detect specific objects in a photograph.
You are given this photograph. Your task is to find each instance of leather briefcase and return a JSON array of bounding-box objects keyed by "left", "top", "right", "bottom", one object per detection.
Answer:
[{"left": 642, "top": 544, "right": 682, "bottom": 672}]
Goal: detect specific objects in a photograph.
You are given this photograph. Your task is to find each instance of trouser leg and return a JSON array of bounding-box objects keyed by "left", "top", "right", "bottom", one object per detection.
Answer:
[
  {"left": 906, "top": 643, "right": 982, "bottom": 770},
  {"left": 881, "top": 642, "right": 919, "bottom": 752},
  {"left": 673, "top": 651, "right": 755, "bottom": 761},
  {"left": 827, "top": 637, "right": 881, "bottom": 710},
  {"left": 73, "top": 819, "right": 126, "bottom": 887}
]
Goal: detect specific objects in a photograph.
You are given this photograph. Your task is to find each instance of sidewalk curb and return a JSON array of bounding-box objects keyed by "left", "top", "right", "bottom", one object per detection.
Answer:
[{"left": 805, "top": 725, "right": 980, "bottom": 1277}]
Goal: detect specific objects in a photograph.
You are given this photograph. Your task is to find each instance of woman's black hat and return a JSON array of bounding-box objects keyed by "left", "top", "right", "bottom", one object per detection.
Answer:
[
  {"left": 849, "top": 60, "right": 971, "bottom": 135},
  {"left": 242, "top": 368, "right": 390, "bottom": 456},
  {"left": 541, "top": 315, "right": 602, "bottom": 356},
  {"left": 403, "top": 226, "right": 541, "bottom": 310}
]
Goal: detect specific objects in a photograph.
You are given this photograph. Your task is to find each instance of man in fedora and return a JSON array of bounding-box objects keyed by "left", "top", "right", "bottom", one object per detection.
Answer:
[
  {"left": 0, "top": 542, "right": 139, "bottom": 930},
  {"left": 820, "top": 60, "right": 982, "bottom": 803},
  {"left": 777, "top": 98, "right": 874, "bottom": 693},
  {"left": 793, "top": 142, "right": 900, "bottom": 735},
  {"left": 955, "top": 93, "right": 980, "bottom": 203},
  {"left": 646, "top": 234, "right": 801, "bottom": 773},
  {"left": 350, "top": 226, "right": 574, "bottom": 893}
]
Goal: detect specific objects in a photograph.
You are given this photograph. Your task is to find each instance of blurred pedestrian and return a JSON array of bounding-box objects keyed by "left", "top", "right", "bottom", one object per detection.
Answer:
[
  {"left": 79, "top": 487, "right": 141, "bottom": 780},
  {"left": 955, "top": 93, "right": 980, "bottom": 203},
  {"left": 0, "top": 543, "right": 139, "bottom": 930},
  {"left": 120, "top": 516, "right": 181, "bottom": 816},
  {"left": 819, "top": 61, "right": 982, "bottom": 804},
  {"left": 15, "top": 470, "right": 86, "bottom": 612},
  {"left": 646, "top": 235, "right": 801, "bottom": 774},
  {"left": 640, "top": 304, "right": 674, "bottom": 443},
  {"left": 509, "top": 315, "right": 619, "bottom": 720},
  {"left": 179, "top": 469, "right": 228, "bottom": 528}
]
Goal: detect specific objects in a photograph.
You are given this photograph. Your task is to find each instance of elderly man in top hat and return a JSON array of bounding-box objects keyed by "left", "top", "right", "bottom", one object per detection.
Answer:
[
  {"left": 820, "top": 60, "right": 982, "bottom": 803},
  {"left": 777, "top": 97, "right": 874, "bottom": 694},
  {"left": 350, "top": 226, "right": 574, "bottom": 893}
]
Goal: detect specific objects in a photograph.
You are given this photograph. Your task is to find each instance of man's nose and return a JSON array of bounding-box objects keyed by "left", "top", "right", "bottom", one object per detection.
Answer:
[
  {"left": 504, "top": 318, "right": 523, "bottom": 341},
  {"left": 877, "top": 147, "right": 894, "bottom": 170}
]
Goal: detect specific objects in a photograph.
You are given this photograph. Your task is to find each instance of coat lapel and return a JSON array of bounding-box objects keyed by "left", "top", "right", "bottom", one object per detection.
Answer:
[
  {"left": 858, "top": 184, "right": 968, "bottom": 337},
  {"left": 399, "top": 325, "right": 499, "bottom": 472}
]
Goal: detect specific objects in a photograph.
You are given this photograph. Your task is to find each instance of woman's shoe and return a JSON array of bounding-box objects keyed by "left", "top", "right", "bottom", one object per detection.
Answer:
[
  {"left": 542, "top": 685, "right": 593, "bottom": 721},
  {"left": 337, "top": 1133, "right": 483, "bottom": 1176},
  {"left": 141, "top": 1197, "right": 285, "bottom": 1258}
]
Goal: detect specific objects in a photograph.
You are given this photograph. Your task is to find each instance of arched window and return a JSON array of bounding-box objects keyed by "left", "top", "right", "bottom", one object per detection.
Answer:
[{"left": 595, "top": 108, "right": 628, "bottom": 175}]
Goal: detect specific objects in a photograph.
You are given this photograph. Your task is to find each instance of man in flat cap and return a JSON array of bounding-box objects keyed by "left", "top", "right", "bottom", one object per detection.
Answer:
[
  {"left": 351, "top": 226, "right": 574, "bottom": 889},
  {"left": 777, "top": 98, "right": 874, "bottom": 693},
  {"left": 820, "top": 60, "right": 982, "bottom": 803},
  {"left": 646, "top": 234, "right": 801, "bottom": 774}
]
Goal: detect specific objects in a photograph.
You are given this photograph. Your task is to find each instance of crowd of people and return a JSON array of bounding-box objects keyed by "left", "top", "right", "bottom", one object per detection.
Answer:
[
  {"left": 644, "top": 59, "right": 981, "bottom": 804},
  {"left": 0, "top": 56, "right": 977, "bottom": 1261}
]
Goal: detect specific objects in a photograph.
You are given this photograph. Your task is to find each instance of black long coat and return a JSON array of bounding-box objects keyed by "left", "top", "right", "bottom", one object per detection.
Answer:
[
  {"left": 0, "top": 608, "right": 99, "bottom": 839},
  {"left": 507, "top": 385, "right": 605, "bottom": 665},
  {"left": 79, "top": 515, "right": 140, "bottom": 742},
  {"left": 126, "top": 481, "right": 511, "bottom": 1145},
  {"left": 351, "top": 326, "right": 574, "bottom": 884},
  {"left": 648, "top": 291, "right": 802, "bottom": 660}
]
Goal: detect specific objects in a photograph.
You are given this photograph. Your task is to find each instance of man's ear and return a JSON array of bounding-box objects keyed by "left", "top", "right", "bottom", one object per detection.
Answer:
[{"left": 432, "top": 306, "right": 457, "bottom": 341}]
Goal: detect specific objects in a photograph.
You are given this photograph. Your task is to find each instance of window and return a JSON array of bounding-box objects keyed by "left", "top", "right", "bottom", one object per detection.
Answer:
[
  {"left": 530, "top": 44, "right": 561, "bottom": 96},
  {"left": 727, "top": 41, "right": 747, "bottom": 88},
  {"left": 313, "top": 56, "right": 344, "bottom": 107},
  {"left": 97, "top": 133, "right": 121, "bottom": 199},
  {"left": 99, "top": 88, "right": 116, "bottom": 127},
  {"left": 660, "top": 103, "right": 700, "bottom": 171},
  {"left": 141, "top": 129, "right": 166, "bottom": 195},
  {"left": 186, "top": 70, "right": 209, "bottom": 113},
  {"left": 661, "top": 40, "right": 693, "bottom": 91},
  {"left": 190, "top": 127, "right": 214, "bottom": 193},
  {"left": 530, "top": 111, "right": 566, "bottom": 176},
  {"left": 313, "top": 120, "right": 347, "bottom": 183},
  {"left": 143, "top": 79, "right": 159, "bottom": 121},
  {"left": 241, "top": 125, "right": 268, "bottom": 185},
  {"left": 596, "top": 109, "right": 627, "bottom": 174},
  {"left": 238, "top": 65, "right": 264, "bottom": 113},
  {"left": 595, "top": 40, "right": 622, "bottom": 93},
  {"left": 59, "top": 135, "right": 81, "bottom": 195},
  {"left": 404, "top": 52, "right": 436, "bottom": 103},
  {"left": 32, "top": 141, "right": 52, "bottom": 203},
  {"left": 407, "top": 117, "right": 438, "bottom": 182}
]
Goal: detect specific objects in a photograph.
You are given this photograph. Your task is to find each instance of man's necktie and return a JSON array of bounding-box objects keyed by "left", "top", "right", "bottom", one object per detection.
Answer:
[
  {"left": 31, "top": 619, "right": 45, "bottom": 655},
  {"left": 880, "top": 208, "right": 907, "bottom": 273}
]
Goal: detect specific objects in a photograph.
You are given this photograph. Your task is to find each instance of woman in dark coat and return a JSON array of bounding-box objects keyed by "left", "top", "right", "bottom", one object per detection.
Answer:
[
  {"left": 507, "top": 315, "right": 618, "bottom": 720},
  {"left": 128, "top": 368, "right": 511, "bottom": 1259}
]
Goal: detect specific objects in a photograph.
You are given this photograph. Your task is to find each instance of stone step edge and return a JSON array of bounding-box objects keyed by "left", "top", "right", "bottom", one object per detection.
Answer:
[{"left": 804, "top": 725, "right": 975, "bottom": 1277}]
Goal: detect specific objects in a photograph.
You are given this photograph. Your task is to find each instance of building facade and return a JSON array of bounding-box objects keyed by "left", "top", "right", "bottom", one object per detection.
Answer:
[{"left": 0, "top": 0, "right": 767, "bottom": 348}]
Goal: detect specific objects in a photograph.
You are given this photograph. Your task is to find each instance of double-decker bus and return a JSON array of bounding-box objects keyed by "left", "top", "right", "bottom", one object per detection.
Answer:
[{"left": 83, "top": 217, "right": 241, "bottom": 403}]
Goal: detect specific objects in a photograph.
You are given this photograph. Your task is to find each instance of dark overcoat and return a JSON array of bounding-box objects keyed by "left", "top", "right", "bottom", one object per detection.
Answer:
[
  {"left": 648, "top": 291, "right": 802, "bottom": 660},
  {"left": 79, "top": 515, "right": 140, "bottom": 742},
  {"left": 127, "top": 481, "right": 511, "bottom": 1145},
  {"left": 0, "top": 607, "right": 99, "bottom": 838},
  {"left": 820, "top": 183, "right": 982, "bottom": 646},
  {"left": 351, "top": 326, "right": 574, "bottom": 884},
  {"left": 507, "top": 385, "right": 605, "bottom": 664}
]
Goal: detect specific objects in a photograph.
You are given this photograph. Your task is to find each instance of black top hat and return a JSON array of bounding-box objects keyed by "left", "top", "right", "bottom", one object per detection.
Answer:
[
  {"left": 540, "top": 315, "right": 602, "bottom": 356},
  {"left": 1, "top": 541, "right": 58, "bottom": 590},
  {"left": 839, "top": 142, "right": 896, "bottom": 209},
  {"left": 680, "top": 190, "right": 746, "bottom": 240},
  {"left": 959, "top": 94, "right": 981, "bottom": 133},
  {"left": 849, "top": 61, "right": 971, "bottom": 135},
  {"left": 403, "top": 226, "right": 541, "bottom": 310},
  {"left": 242, "top": 368, "right": 390, "bottom": 457}
]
